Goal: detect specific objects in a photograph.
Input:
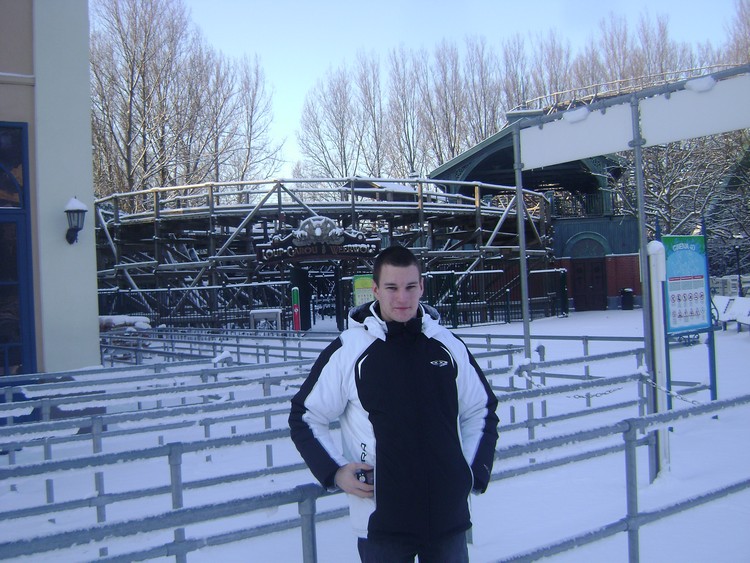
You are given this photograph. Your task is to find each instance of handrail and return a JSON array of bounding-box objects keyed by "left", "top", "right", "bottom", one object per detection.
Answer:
[
  {"left": 497, "top": 393, "right": 750, "bottom": 562},
  {"left": 2, "top": 384, "right": 746, "bottom": 561},
  {"left": 2, "top": 330, "right": 739, "bottom": 561}
]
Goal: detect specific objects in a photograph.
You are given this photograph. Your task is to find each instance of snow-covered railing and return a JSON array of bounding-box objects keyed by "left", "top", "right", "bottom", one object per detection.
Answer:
[
  {"left": 456, "top": 332, "right": 644, "bottom": 359},
  {"left": 0, "top": 428, "right": 337, "bottom": 562},
  {"left": 0, "top": 360, "right": 308, "bottom": 416},
  {"left": 711, "top": 295, "right": 750, "bottom": 331},
  {"left": 98, "top": 327, "right": 329, "bottom": 367},
  {"left": 2, "top": 391, "right": 747, "bottom": 562},
  {"left": 0, "top": 369, "right": 309, "bottom": 465},
  {"left": 494, "top": 393, "right": 750, "bottom": 563},
  {"left": 488, "top": 346, "right": 649, "bottom": 457},
  {"left": 497, "top": 371, "right": 647, "bottom": 442},
  {"left": 3, "top": 331, "right": 726, "bottom": 561}
]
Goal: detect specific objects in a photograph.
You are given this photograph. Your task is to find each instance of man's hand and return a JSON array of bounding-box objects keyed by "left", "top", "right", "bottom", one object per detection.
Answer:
[{"left": 334, "top": 463, "right": 374, "bottom": 498}]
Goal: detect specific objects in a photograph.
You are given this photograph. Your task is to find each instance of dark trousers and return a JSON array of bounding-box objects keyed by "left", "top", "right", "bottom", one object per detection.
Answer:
[{"left": 357, "top": 531, "right": 470, "bottom": 563}]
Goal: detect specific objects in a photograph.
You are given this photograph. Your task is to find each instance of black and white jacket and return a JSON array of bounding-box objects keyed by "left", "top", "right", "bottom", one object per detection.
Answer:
[{"left": 288, "top": 301, "right": 499, "bottom": 543}]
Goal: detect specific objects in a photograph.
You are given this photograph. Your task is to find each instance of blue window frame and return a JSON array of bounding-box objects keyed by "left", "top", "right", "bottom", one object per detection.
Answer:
[{"left": 0, "top": 122, "right": 36, "bottom": 375}]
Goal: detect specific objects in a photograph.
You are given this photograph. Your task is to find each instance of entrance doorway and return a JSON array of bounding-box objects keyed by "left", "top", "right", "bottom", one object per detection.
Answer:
[
  {"left": 570, "top": 236, "right": 608, "bottom": 312},
  {"left": 572, "top": 257, "right": 608, "bottom": 311},
  {"left": 0, "top": 123, "right": 35, "bottom": 375}
]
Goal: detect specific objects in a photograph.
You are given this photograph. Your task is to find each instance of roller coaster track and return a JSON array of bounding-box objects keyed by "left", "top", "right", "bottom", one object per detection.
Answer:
[{"left": 95, "top": 177, "right": 551, "bottom": 291}]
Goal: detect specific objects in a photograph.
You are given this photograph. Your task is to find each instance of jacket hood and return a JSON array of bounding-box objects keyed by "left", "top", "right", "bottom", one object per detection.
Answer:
[{"left": 347, "top": 300, "right": 441, "bottom": 340}]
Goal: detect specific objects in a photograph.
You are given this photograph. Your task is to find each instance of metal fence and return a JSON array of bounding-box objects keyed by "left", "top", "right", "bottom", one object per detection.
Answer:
[
  {"left": 422, "top": 268, "right": 568, "bottom": 328},
  {"left": 494, "top": 393, "right": 750, "bottom": 563},
  {"left": 1, "top": 335, "right": 745, "bottom": 562},
  {"left": 97, "top": 326, "right": 336, "bottom": 367},
  {"left": 98, "top": 282, "right": 292, "bottom": 330},
  {"left": 98, "top": 266, "right": 568, "bottom": 333}
]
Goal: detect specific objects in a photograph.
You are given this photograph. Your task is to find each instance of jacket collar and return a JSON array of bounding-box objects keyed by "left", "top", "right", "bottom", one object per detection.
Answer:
[{"left": 348, "top": 300, "right": 442, "bottom": 341}]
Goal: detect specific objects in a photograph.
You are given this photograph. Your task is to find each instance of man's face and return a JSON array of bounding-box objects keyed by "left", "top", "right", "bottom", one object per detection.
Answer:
[{"left": 372, "top": 263, "right": 424, "bottom": 323}]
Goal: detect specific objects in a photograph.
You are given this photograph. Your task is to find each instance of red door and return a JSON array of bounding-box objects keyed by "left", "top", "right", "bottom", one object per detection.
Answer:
[{"left": 572, "top": 257, "right": 607, "bottom": 311}]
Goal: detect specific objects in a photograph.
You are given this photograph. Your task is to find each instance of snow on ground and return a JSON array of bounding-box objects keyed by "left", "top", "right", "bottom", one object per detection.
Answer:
[{"left": 1, "top": 309, "right": 749, "bottom": 562}]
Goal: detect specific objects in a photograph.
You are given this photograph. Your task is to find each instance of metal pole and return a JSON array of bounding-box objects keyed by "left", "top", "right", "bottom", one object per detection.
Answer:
[
  {"left": 629, "top": 97, "right": 655, "bottom": 386},
  {"left": 168, "top": 443, "right": 187, "bottom": 563},
  {"left": 735, "top": 245, "right": 743, "bottom": 297},
  {"left": 661, "top": 282, "right": 673, "bottom": 411},
  {"left": 624, "top": 421, "right": 641, "bottom": 563},
  {"left": 707, "top": 320, "right": 719, "bottom": 401},
  {"left": 95, "top": 471, "right": 108, "bottom": 556},
  {"left": 511, "top": 124, "right": 532, "bottom": 359},
  {"left": 298, "top": 486, "right": 318, "bottom": 563},
  {"left": 630, "top": 97, "right": 662, "bottom": 482},
  {"left": 706, "top": 221, "right": 718, "bottom": 400}
]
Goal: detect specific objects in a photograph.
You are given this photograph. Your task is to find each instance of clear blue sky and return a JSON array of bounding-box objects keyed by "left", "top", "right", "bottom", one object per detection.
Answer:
[{"left": 183, "top": 0, "right": 738, "bottom": 174}]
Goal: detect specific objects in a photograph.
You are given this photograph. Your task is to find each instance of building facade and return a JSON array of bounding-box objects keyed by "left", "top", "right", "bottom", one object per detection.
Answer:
[
  {"left": 1, "top": 0, "right": 99, "bottom": 374},
  {"left": 430, "top": 126, "right": 641, "bottom": 312}
]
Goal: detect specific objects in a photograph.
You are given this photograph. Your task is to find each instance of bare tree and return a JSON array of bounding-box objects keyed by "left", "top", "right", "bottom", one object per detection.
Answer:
[
  {"left": 297, "top": 66, "right": 361, "bottom": 178},
  {"left": 634, "top": 13, "right": 696, "bottom": 82},
  {"left": 227, "top": 55, "right": 282, "bottom": 182},
  {"left": 702, "top": 132, "right": 750, "bottom": 274},
  {"left": 570, "top": 36, "right": 606, "bottom": 99},
  {"left": 500, "top": 34, "right": 532, "bottom": 111},
  {"left": 354, "top": 52, "right": 386, "bottom": 177},
  {"left": 596, "top": 13, "right": 635, "bottom": 87},
  {"left": 171, "top": 43, "right": 236, "bottom": 186},
  {"left": 385, "top": 46, "right": 427, "bottom": 176},
  {"left": 464, "top": 36, "right": 503, "bottom": 145},
  {"left": 418, "top": 40, "right": 467, "bottom": 167},
  {"left": 90, "top": 0, "right": 278, "bottom": 202},
  {"left": 726, "top": 0, "right": 750, "bottom": 64},
  {"left": 91, "top": 0, "right": 194, "bottom": 204},
  {"left": 529, "top": 29, "right": 573, "bottom": 107}
]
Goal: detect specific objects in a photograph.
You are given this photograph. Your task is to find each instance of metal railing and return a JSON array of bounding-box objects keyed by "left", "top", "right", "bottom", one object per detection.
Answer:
[
  {"left": 98, "top": 264, "right": 568, "bottom": 335},
  {"left": 98, "top": 283, "right": 293, "bottom": 331},
  {"left": 0, "top": 430, "right": 331, "bottom": 561},
  {"left": 1, "top": 335, "right": 744, "bottom": 562},
  {"left": 2, "top": 382, "right": 745, "bottom": 562},
  {"left": 97, "top": 325, "right": 332, "bottom": 366},
  {"left": 495, "top": 393, "right": 750, "bottom": 563}
]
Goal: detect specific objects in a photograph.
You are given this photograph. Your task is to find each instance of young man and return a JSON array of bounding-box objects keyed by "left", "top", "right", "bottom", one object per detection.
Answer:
[{"left": 289, "top": 245, "right": 499, "bottom": 562}]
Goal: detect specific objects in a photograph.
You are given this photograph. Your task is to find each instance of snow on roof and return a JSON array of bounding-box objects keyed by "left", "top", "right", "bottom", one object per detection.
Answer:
[
  {"left": 371, "top": 181, "right": 415, "bottom": 192},
  {"left": 64, "top": 197, "right": 88, "bottom": 212}
]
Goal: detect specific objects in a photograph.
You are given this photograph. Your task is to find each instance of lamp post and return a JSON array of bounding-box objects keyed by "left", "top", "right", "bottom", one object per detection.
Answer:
[{"left": 735, "top": 244, "right": 743, "bottom": 297}]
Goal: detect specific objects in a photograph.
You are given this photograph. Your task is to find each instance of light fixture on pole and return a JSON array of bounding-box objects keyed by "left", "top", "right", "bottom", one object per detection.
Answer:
[
  {"left": 64, "top": 197, "right": 88, "bottom": 244},
  {"left": 684, "top": 75, "right": 717, "bottom": 93},
  {"left": 562, "top": 106, "right": 590, "bottom": 123}
]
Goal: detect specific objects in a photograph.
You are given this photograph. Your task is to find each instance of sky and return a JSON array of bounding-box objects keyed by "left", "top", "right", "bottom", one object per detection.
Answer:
[
  {"left": 182, "top": 0, "right": 739, "bottom": 175},
  {"left": 3, "top": 307, "right": 749, "bottom": 561}
]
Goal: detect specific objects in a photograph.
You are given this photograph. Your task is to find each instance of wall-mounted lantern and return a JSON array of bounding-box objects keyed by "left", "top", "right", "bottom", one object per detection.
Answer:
[{"left": 64, "top": 197, "right": 88, "bottom": 244}]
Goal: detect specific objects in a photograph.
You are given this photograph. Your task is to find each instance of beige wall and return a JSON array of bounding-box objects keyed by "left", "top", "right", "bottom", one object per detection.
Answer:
[
  {"left": 0, "top": 1, "right": 33, "bottom": 75},
  {"left": 1, "top": 0, "right": 100, "bottom": 372},
  {"left": 0, "top": 1, "right": 35, "bottom": 120}
]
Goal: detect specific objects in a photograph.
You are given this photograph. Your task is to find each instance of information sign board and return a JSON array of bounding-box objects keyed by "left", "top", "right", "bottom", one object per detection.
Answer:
[
  {"left": 353, "top": 275, "right": 375, "bottom": 306},
  {"left": 663, "top": 235, "right": 710, "bottom": 334}
]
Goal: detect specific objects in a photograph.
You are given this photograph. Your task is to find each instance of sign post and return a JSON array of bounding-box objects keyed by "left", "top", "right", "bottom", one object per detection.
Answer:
[
  {"left": 661, "top": 234, "right": 716, "bottom": 403},
  {"left": 292, "top": 287, "right": 301, "bottom": 331},
  {"left": 663, "top": 235, "right": 711, "bottom": 335}
]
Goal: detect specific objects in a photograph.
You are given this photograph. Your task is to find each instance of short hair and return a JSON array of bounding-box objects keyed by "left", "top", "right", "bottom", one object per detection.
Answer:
[{"left": 372, "top": 245, "right": 421, "bottom": 285}]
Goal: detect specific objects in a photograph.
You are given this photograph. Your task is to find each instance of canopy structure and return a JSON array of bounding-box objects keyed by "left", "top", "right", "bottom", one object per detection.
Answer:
[{"left": 432, "top": 64, "right": 750, "bottom": 368}]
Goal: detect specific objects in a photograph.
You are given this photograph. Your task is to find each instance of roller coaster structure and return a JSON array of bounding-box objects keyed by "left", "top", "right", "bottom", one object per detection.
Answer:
[{"left": 95, "top": 177, "right": 559, "bottom": 329}]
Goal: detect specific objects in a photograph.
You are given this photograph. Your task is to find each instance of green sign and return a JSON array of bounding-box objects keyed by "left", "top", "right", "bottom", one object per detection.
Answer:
[
  {"left": 662, "top": 235, "right": 710, "bottom": 334},
  {"left": 352, "top": 275, "right": 375, "bottom": 306}
]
